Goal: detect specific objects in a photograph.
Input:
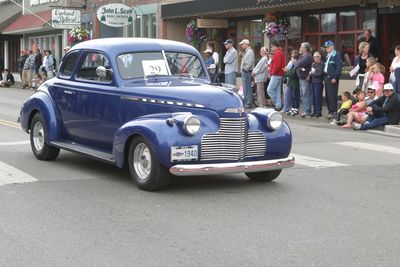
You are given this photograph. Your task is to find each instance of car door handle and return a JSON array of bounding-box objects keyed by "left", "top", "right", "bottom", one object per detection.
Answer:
[{"left": 64, "top": 90, "right": 75, "bottom": 95}]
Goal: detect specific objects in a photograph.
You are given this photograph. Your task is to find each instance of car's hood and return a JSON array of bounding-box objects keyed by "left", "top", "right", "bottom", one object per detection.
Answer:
[{"left": 123, "top": 79, "right": 243, "bottom": 115}]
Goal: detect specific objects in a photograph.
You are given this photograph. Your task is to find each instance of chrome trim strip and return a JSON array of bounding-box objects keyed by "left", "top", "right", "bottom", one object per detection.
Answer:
[
  {"left": 121, "top": 95, "right": 205, "bottom": 108},
  {"left": 170, "top": 156, "right": 295, "bottom": 176}
]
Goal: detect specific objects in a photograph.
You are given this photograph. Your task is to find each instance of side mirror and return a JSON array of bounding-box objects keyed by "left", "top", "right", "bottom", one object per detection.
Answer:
[{"left": 96, "top": 66, "right": 112, "bottom": 77}]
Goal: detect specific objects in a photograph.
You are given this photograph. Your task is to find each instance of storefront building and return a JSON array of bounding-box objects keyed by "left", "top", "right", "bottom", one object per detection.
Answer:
[
  {"left": 161, "top": 0, "right": 400, "bottom": 86},
  {"left": 0, "top": 0, "right": 23, "bottom": 72},
  {"left": 91, "top": 0, "right": 169, "bottom": 39}
]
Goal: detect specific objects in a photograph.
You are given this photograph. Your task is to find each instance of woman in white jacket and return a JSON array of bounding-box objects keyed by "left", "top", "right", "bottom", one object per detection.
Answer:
[{"left": 252, "top": 47, "right": 269, "bottom": 108}]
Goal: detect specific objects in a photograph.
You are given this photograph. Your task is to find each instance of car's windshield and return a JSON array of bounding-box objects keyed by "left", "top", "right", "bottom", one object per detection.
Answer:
[{"left": 117, "top": 51, "right": 206, "bottom": 80}]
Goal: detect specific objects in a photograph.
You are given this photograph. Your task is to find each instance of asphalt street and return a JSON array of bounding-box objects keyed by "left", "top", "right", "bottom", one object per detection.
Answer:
[{"left": 1, "top": 87, "right": 400, "bottom": 266}]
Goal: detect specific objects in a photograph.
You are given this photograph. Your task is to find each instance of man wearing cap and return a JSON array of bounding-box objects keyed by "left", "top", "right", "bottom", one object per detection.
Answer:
[
  {"left": 323, "top": 40, "right": 342, "bottom": 118},
  {"left": 365, "top": 85, "right": 378, "bottom": 105},
  {"left": 223, "top": 39, "right": 238, "bottom": 86},
  {"left": 239, "top": 39, "right": 255, "bottom": 108},
  {"left": 353, "top": 83, "right": 400, "bottom": 130}
]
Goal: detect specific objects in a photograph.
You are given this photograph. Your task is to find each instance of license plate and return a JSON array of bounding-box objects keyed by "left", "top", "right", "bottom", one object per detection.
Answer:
[{"left": 171, "top": 146, "right": 198, "bottom": 162}]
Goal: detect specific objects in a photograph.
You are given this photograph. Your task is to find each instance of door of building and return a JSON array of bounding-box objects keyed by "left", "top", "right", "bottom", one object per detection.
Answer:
[{"left": 381, "top": 13, "right": 400, "bottom": 81}]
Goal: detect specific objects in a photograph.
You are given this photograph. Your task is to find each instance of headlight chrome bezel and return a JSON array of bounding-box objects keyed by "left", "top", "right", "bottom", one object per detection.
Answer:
[
  {"left": 267, "top": 111, "right": 283, "bottom": 130},
  {"left": 183, "top": 115, "right": 201, "bottom": 135}
]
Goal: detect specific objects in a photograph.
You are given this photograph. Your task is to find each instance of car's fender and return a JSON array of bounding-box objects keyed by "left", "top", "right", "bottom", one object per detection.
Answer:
[
  {"left": 20, "top": 90, "right": 61, "bottom": 142},
  {"left": 113, "top": 110, "right": 220, "bottom": 168}
]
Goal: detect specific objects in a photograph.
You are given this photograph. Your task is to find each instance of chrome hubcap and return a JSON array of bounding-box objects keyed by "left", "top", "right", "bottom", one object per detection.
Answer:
[
  {"left": 133, "top": 143, "right": 152, "bottom": 180},
  {"left": 32, "top": 121, "right": 45, "bottom": 152}
]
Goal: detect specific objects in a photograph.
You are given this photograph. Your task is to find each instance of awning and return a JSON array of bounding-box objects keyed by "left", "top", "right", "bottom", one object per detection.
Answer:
[
  {"left": 161, "top": 0, "right": 324, "bottom": 19},
  {"left": 0, "top": 3, "right": 22, "bottom": 32},
  {"left": 2, "top": 10, "right": 52, "bottom": 35}
]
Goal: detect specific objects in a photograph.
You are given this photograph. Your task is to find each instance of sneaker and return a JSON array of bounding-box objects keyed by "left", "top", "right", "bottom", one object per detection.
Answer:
[
  {"left": 274, "top": 106, "right": 282, "bottom": 112},
  {"left": 325, "top": 113, "right": 334, "bottom": 119},
  {"left": 329, "top": 120, "right": 337, "bottom": 125},
  {"left": 352, "top": 122, "right": 361, "bottom": 130}
]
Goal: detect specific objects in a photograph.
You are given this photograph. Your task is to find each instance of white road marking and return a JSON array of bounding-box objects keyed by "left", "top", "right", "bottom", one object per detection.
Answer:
[
  {"left": 0, "top": 141, "right": 30, "bottom": 146},
  {"left": 336, "top": 142, "right": 400, "bottom": 155},
  {"left": 291, "top": 153, "right": 349, "bottom": 169},
  {"left": 0, "top": 161, "right": 37, "bottom": 186}
]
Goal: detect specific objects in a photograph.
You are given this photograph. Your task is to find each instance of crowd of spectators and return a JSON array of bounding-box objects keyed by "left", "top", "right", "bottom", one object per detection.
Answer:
[
  {"left": 216, "top": 28, "right": 400, "bottom": 130},
  {"left": 15, "top": 48, "right": 56, "bottom": 90}
]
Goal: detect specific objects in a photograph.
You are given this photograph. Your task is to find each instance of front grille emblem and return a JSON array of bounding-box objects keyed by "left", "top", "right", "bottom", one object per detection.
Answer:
[{"left": 224, "top": 107, "right": 246, "bottom": 116}]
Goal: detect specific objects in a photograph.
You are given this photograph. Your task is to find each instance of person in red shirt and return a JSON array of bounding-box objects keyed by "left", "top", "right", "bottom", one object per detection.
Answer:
[{"left": 267, "top": 41, "right": 286, "bottom": 111}]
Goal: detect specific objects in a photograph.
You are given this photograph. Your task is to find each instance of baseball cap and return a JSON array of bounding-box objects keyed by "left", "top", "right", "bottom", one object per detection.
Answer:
[
  {"left": 383, "top": 83, "right": 394, "bottom": 90},
  {"left": 239, "top": 39, "right": 250, "bottom": 45},
  {"left": 367, "top": 85, "right": 375, "bottom": 91},
  {"left": 323, "top": 40, "right": 335, "bottom": 47},
  {"left": 223, "top": 39, "right": 234, "bottom": 45},
  {"left": 203, "top": 48, "right": 212, "bottom": 54}
]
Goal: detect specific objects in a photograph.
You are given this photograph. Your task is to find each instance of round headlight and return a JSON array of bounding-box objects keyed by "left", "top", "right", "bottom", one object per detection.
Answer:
[
  {"left": 183, "top": 115, "right": 201, "bottom": 135},
  {"left": 267, "top": 112, "right": 283, "bottom": 130}
]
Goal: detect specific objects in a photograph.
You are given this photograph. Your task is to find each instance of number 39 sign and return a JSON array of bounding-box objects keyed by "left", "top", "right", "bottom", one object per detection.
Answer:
[{"left": 142, "top": 60, "right": 169, "bottom": 76}]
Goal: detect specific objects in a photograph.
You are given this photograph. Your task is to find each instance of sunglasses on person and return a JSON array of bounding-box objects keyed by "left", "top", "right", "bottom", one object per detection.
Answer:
[
  {"left": 367, "top": 90, "right": 374, "bottom": 93},
  {"left": 382, "top": 89, "right": 391, "bottom": 93}
]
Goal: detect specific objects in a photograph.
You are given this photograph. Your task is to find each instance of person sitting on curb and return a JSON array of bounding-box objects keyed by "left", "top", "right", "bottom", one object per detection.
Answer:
[
  {"left": 342, "top": 91, "right": 368, "bottom": 128},
  {"left": 330, "top": 91, "right": 352, "bottom": 125},
  {"left": 365, "top": 85, "right": 378, "bottom": 105},
  {"left": 0, "top": 69, "right": 15, "bottom": 87},
  {"left": 353, "top": 83, "right": 400, "bottom": 130}
]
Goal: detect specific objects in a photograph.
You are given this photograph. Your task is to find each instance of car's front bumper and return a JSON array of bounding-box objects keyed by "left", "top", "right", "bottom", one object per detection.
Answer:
[{"left": 169, "top": 156, "right": 295, "bottom": 176}]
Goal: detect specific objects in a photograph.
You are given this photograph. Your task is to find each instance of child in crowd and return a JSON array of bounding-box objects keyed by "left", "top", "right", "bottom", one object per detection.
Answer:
[
  {"left": 361, "top": 57, "right": 377, "bottom": 91},
  {"left": 369, "top": 62, "right": 385, "bottom": 96},
  {"left": 330, "top": 91, "right": 352, "bottom": 125},
  {"left": 31, "top": 73, "right": 44, "bottom": 90},
  {"left": 351, "top": 88, "right": 361, "bottom": 104},
  {"left": 283, "top": 50, "right": 300, "bottom": 115},
  {"left": 342, "top": 91, "right": 368, "bottom": 128}
]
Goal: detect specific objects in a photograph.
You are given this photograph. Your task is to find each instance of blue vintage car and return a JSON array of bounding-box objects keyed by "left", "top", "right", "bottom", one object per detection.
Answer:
[{"left": 19, "top": 38, "right": 294, "bottom": 190}]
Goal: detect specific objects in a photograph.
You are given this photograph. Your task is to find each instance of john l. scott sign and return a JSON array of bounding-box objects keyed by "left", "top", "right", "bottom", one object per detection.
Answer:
[
  {"left": 97, "top": 3, "right": 134, "bottom": 27},
  {"left": 51, "top": 9, "right": 81, "bottom": 29}
]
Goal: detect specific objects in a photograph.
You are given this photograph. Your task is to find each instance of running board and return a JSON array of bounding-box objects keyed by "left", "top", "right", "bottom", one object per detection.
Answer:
[{"left": 50, "top": 141, "right": 115, "bottom": 164}]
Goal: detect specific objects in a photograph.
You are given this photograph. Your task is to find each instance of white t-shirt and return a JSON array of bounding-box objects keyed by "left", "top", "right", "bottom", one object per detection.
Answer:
[
  {"left": 390, "top": 56, "right": 400, "bottom": 82},
  {"left": 212, "top": 52, "right": 219, "bottom": 66}
]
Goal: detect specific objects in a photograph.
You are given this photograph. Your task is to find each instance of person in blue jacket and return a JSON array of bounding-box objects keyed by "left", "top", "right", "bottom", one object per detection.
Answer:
[{"left": 323, "top": 40, "right": 342, "bottom": 118}]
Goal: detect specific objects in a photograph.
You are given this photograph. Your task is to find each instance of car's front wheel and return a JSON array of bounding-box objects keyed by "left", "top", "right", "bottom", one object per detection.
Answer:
[
  {"left": 245, "top": 170, "right": 282, "bottom": 182},
  {"left": 128, "top": 137, "right": 171, "bottom": 191},
  {"left": 30, "top": 113, "right": 60, "bottom": 161}
]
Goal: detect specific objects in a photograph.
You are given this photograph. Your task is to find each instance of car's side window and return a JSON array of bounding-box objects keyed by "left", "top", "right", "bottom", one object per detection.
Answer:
[
  {"left": 60, "top": 52, "right": 79, "bottom": 78},
  {"left": 77, "top": 52, "right": 112, "bottom": 83}
]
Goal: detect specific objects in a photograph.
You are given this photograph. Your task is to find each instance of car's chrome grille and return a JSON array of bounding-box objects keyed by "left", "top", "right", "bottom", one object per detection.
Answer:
[{"left": 201, "top": 118, "right": 266, "bottom": 161}]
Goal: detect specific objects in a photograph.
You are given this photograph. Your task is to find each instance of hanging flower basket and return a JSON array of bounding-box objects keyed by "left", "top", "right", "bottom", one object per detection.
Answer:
[
  {"left": 185, "top": 20, "right": 207, "bottom": 49},
  {"left": 263, "top": 12, "right": 290, "bottom": 39},
  {"left": 68, "top": 27, "right": 90, "bottom": 46}
]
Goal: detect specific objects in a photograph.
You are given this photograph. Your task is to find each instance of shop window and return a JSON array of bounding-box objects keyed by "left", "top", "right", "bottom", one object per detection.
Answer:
[
  {"left": 338, "top": 34, "right": 356, "bottom": 67},
  {"left": 236, "top": 18, "right": 263, "bottom": 70},
  {"left": 151, "top": 14, "right": 157, "bottom": 38},
  {"left": 339, "top": 11, "right": 356, "bottom": 31},
  {"left": 305, "top": 35, "right": 319, "bottom": 54},
  {"left": 358, "top": 9, "right": 376, "bottom": 35},
  {"left": 306, "top": 14, "right": 319, "bottom": 33},
  {"left": 287, "top": 16, "right": 302, "bottom": 55},
  {"left": 321, "top": 13, "right": 336, "bottom": 33}
]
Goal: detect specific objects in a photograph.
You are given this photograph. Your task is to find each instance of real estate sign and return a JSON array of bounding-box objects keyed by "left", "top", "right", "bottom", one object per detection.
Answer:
[{"left": 97, "top": 3, "right": 134, "bottom": 27}]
